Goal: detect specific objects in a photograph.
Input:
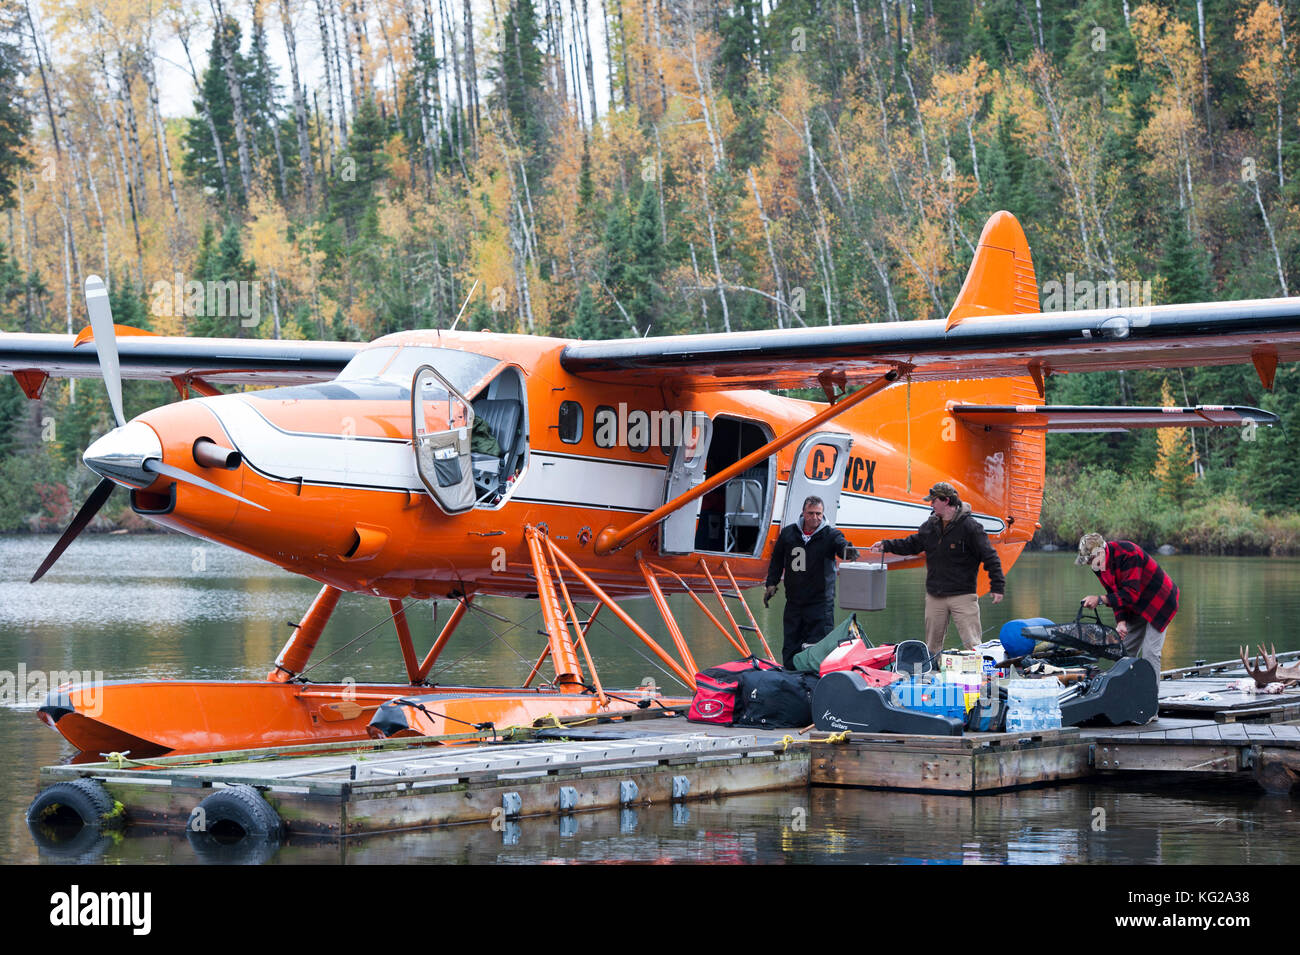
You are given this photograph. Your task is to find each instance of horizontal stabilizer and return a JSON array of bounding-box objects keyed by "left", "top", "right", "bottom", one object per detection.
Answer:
[{"left": 951, "top": 404, "right": 1278, "bottom": 433}]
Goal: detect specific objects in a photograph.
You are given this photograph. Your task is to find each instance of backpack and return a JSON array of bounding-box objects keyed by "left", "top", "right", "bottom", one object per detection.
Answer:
[{"left": 733, "top": 668, "right": 820, "bottom": 729}]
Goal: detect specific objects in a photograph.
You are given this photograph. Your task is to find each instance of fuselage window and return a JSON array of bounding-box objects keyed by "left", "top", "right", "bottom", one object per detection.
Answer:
[
  {"left": 592, "top": 404, "right": 650, "bottom": 451},
  {"left": 627, "top": 411, "right": 649, "bottom": 453},
  {"left": 558, "top": 401, "right": 583, "bottom": 444},
  {"left": 593, "top": 405, "right": 617, "bottom": 449}
]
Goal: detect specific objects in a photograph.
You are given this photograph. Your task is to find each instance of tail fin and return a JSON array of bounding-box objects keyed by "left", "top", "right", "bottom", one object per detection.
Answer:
[
  {"left": 944, "top": 211, "right": 1046, "bottom": 551},
  {"left": 945, "top": 211, "right": 1039, "bottom": 330}
]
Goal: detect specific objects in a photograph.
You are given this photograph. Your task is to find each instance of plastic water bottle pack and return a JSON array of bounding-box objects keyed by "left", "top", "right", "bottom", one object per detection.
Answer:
[{"left": 1005, "top": 678, "right": 1062, "bottom": 732}]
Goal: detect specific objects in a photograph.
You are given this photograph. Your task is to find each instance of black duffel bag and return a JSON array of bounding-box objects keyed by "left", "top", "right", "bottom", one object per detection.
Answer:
[{"left": 734, "top": 668, "right": 819, "bottom": 728}]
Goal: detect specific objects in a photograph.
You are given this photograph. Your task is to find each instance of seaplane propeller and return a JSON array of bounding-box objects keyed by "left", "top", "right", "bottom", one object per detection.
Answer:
[{"left": 31, "top": 276, "right": 265, "bottom": 584}]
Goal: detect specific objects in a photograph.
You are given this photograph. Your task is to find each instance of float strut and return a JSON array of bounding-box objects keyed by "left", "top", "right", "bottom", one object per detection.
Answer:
[
  {"left": 268, "top": 584, "right": 342, "bottom": 682},
  {"left": 525, "top": 525, "right": 586, "bottom": 692},
  {"left": 391, "top": 600, "right": 421, "bottom": 684},
  {"left": 416, "top": 597, "right": 471, "bottom": 682}
]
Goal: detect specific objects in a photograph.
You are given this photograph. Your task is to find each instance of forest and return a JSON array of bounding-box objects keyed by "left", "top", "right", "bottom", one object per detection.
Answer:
[{"left": 0, "top": 0, "right": 1298, "bottom": 552}]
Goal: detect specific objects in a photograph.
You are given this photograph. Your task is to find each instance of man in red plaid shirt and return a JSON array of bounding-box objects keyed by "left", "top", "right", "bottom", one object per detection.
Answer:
[{"left": 1076, "top": 533, "right": 1179, "bottom": 673}]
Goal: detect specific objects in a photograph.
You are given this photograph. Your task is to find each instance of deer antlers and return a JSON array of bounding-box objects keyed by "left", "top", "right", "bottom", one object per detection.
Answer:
[{"left": 1239, "top": 644, "right": 1300, "bottom": 688}]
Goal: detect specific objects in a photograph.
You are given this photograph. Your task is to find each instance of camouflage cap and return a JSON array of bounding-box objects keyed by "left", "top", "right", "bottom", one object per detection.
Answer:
[
  {"left": 1076, "top": 532, "right": 1106, "bottom": 565},
  {"left": 924, "top": 481, "right": 959, "bottom": 503}
]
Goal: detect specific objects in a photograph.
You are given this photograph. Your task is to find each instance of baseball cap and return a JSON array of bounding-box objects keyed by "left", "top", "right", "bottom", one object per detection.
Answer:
[
  {"left": 924, "top": 481, "right": 959, "bottom": 503},
  {"left": 1076, "top": 532, "right": 1106, "bottom": 565}
]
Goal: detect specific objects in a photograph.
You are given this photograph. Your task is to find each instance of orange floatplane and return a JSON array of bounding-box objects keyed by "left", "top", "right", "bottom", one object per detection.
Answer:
[{"left": 3, "top": 211, "right": 1297, "bottom": 756}]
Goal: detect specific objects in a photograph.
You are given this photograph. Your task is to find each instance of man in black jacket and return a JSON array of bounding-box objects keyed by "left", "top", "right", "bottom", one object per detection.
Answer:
[
  {"left": 764, "top": 496, "right": 858, "bottom": 669},
  {"left": 870, "top": 482, "right": 1004, "bottom": 655}
]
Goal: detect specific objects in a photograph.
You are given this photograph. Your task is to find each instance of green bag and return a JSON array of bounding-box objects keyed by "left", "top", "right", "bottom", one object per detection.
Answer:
[{"left": 791, "top": 613, "right": 867, "bottom": 673}]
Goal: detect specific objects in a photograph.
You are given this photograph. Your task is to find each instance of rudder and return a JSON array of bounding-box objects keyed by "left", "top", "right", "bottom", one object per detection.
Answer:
[{"left": 945, "top": 211, "right": 1039, "bottom": 330}]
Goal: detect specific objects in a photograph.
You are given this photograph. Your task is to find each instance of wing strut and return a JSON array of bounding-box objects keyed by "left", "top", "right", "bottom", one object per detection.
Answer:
[{"left": 594, "top": 365, "right": 908, "bottom": 556}]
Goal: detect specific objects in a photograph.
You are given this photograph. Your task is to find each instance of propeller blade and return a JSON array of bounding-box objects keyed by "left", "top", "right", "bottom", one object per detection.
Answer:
[
  {"left": 143, "top": 459, "right": 268, "bottom": 511},
  {"left": 31, "top": 478, "right": 116, "bottom": 583},
  {"left": 83, "top": 275, "right": 126, "bottom": 429}
]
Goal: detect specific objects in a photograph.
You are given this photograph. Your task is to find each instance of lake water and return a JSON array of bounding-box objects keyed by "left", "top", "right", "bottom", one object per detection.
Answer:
[{"left": 2, "top": 536, "right": 1297, "bottom": 864}]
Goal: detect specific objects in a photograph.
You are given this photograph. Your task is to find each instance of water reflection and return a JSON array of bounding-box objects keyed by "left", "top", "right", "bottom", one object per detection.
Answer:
[{"left": 45, "top": 779, "right": 1295, "bottom": 866}]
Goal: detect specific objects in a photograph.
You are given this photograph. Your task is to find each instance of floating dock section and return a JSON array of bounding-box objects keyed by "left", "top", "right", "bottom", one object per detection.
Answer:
[
  {"left": 36, "top": 718, "right": 807, "bottom": 836},
  {"left": 30, "top": 677, "right": 1300, "bottom": 846}
]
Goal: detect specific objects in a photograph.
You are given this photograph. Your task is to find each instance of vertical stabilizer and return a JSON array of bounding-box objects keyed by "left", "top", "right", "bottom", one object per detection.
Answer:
[{"left": 945, "top": 211, "right": 1039, "bottom": 330}]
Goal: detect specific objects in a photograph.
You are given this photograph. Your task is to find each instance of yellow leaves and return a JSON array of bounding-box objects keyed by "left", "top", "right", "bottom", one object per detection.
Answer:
[
  {"left": 893, "top": 217, "right": 950, "bottom": 318},
  {"left": 1237, "top": 1, "right": 1293, "bottom": 102},
  {"left": 1137, "top": 99, "right": 1197, "bottom": 177},
  {"left": 995, "top": 62, "right": 1048, "bottom": 143},
  {"left": 595, "top": 107, "right": 649, "bottom": 187},
  {"left": 384, "top": 133, "right": 410, "bottom": 189},
  {"left": 1130, "top": 4, "right": 1199, "bottom": 104},
  {"left": 925, "top": 55, "right": 990, "bottom": 131},
  {"left": 1128, "top": 6, "right": 1202, "bottom": 194},
  {"left": 1154, "top": 379, "right": 1195, "bottom": 501},
  {"left": 245, "top": 193, "right": 302, "bottom": 280}
]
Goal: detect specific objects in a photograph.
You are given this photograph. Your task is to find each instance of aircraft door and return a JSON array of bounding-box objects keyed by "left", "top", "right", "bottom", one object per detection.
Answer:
[
  {"left": 412, "top": 365, "right": 476, "bottom": 514},
  {"left": 659, "top": 414, "right": 713, "bottom": 555},
  {"left": 782, "top": 432, "right": 853, "bottom": 528}
]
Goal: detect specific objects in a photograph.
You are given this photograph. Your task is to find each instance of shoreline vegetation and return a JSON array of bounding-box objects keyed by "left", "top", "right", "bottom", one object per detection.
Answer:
[{"left": 1037, "top": 465, "right": 1300, "bottom": 556}]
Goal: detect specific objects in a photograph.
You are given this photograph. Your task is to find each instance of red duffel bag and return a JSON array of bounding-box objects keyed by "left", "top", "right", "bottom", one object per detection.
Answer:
[{"left": 688, "top": 656, "right": 783, "bottom": 725}]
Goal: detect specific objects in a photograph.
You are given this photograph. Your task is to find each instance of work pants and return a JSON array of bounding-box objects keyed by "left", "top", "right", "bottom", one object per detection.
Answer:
[
  {"left": 782, "top": 599, "right": 835, "bottom": 670},
  {"left": 1122, "top": 620, "right": 1167, "bottom": 674},
  {"left": 923, "top": 592, "right": 982, "bottom": 656}
]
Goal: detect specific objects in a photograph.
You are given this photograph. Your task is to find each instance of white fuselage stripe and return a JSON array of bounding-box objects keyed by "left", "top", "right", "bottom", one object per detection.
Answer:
[{"left": 199, "top": 395, "right": 1005, "bottom": 531}]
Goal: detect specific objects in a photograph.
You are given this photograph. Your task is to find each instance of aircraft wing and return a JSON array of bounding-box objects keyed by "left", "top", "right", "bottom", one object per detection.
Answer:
[
  {"left": 951, "top": 404, "right": 1277, "bottom": 432},
  {"left": 560, "top": 298, "right": 1300, "bottom": 392},
  {"left": 0, "top": 333, "right": 361, "bottom": 388}
]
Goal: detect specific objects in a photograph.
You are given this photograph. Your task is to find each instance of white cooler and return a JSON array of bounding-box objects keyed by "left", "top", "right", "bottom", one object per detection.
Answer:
[{"left": 837, "top": 561, "right": 887, "bottom": 611}]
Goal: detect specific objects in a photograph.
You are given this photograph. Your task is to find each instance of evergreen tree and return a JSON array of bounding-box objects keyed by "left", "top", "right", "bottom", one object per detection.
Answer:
[
  {"left": 330, "top": 98, "right": 390, "bottom": 242},
  {"left": 0, "top": 375, "right": 23, "bottom": 458},
  {"left": 0, "top": 240, "right": 26, "bottom": 325},
  {"left": 1238, "top": 371, "right": 1300, "bottom": 512},
  {"left": 498, "top": 0, "right": 544, "bottom": 155},
  {"left": 190, "top": 220, "right": 255, "bottom": 336},
  {"left": 717, "top": 1, "right": 764, "bottom": 168},
  {"left": 627, "top": 182, "right": 665, "bottom": 334},
  {"left": 182, "top": 19, "right": 248, "bottom": 200},
  {"left": 577, "top": 141, "right": 594, "bottom": 215},
  {"left": 566, "top": 285, "right": 600, "bottom": 338},
  {"left": 597, "top": 197, "right": 632, "bottom": 337},
  {"left": 1157, "top": 209, "right": 1211, "bottom": 304},
  {"left": 109, "top": 270, "right": 150, "bottom": 330},
  {"left": 0, "top": 10, "right": 31, "bottom": 210}
]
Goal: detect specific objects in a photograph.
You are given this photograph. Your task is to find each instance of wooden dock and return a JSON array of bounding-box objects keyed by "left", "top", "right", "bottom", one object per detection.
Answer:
[
  {"left": 30, "top": 676, "right": 1300, "bottom": 847},
  {"left": 37, "top": 716, "right": 808, "bottom": 836},
  {"left": 1084, "top": 718, "right": 1300, "bottom": 793},
  {"left": 809, "top": 727, "right": 1093, "bottom": 794}
]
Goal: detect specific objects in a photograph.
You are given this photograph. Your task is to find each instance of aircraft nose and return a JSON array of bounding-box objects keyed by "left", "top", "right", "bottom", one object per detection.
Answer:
[{"left": 83, "top": 421, "right": 163, "bottom": 488}]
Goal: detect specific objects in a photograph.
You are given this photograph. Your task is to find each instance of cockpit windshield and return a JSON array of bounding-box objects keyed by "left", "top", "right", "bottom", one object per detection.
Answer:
[
  {"left": 339, "top": 346, "right": 500, "bottom": 395},
  {"left": 255, "top": 345, "right": 501, "bottom": 403}
]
